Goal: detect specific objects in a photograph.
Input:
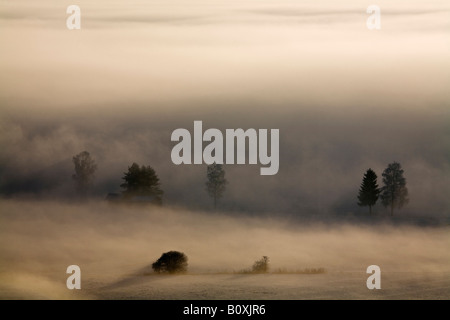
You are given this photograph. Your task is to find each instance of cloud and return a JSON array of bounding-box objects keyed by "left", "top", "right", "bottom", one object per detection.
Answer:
[{"left": 0, "top": 0, "right": 448, "bottom": 218}]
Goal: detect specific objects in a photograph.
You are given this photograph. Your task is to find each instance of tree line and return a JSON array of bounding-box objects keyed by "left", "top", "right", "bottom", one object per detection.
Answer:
[
  {"left": 72, "top": 151, "right": 409, "bottom": 215},
  {"left": 72, "top": 151, "right": 227, "bottom": 208}
]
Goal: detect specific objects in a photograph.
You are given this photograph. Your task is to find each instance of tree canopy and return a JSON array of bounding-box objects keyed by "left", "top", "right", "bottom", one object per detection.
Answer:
[
  {"left": 72, "top": 151, "right": 97, "bottom": 196},
  {"left": 120, "top": 163, "right": 163, "bottom": 204},
  {"left": 205, "top": 163, "right": 227, "bottom": 210},
  {"left": 380, "top": 162, "right": 409, "bottom": 216},
  {"left": 152, "top": 251, "right": 188, "bottom": 274}
]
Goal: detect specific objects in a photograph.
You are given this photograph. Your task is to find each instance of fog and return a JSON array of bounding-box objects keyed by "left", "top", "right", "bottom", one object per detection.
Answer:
[
  {"left": 1, "top": 1, "right": 449, "bottom": 218},
  {"left": 0, "top": 200, "right": 449, "bottom": 299},
  {"left": 0, "top": 0, "right": 449, "bottom": 298},
  {"left": 1, "top": 109, "right": 449, "bottom": 219}
]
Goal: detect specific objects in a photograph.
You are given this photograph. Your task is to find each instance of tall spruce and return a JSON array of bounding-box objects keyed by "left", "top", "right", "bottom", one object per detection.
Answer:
[{"left": 357, "top": 168, "right": 380, "bottom": 214}]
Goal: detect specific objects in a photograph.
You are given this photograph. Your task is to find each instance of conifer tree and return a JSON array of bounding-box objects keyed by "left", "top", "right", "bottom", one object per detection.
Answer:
[
  {"left": 121, "top": 163, "right": 163, "bottom": 204},
  {"left": 357, "top": 168, "right": 380, "bottom": 214}
]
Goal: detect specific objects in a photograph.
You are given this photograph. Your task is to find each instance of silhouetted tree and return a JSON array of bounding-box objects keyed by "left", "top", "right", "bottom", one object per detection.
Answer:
[
  {"left": 152, "top": 251, "right": 188, "bottom": 274},
  {"left": 120, "top": 163, "right": 163, "bottom": 204},
  {"left": 252, "top": 256, "right": 269, "bottom": 273},
  {"left": 72, "top": 151, "right": 97, "bottom": 196},
  {"left": 357, "top": 168, "right": 380, "bottom": 214},
  {"left": 206, "top": 163, "right": 227, "bottom": 210},
  {"left": 380, "top": 162, "right": 409, "bottom": 216}
]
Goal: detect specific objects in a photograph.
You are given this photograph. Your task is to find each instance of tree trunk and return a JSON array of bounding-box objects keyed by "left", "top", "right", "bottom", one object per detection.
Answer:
[
  {"left": 214, "top": 194, "right": 217, "bottom": 210},
  {"left": 369, "top": 205, "right": 372, "bottom": 215},
  {"left": 391, "top": 189, "right": 395, "bottom": 216}
]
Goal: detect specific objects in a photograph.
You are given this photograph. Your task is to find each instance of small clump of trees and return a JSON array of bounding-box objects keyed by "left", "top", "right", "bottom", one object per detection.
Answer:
[
  {"left": 356, "top": 162, "right": 408, "bottom": 216},
  {"left": 120, "top": 162, "right": 164, "bottom": 204},
  {"left": 152, "top": 251, "right": 188, "bottom": 274}
]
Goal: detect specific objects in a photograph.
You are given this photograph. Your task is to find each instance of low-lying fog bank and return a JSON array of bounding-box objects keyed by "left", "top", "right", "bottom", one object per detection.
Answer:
[{"left": 0, "top": 199, "right": 448, "bottom": 299}]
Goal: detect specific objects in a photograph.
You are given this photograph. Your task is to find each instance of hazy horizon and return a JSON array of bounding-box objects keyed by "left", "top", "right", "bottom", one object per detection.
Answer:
[
  {"left": 1, "top": 0, "right": 449, "bottom": 300},
  {"left": 1, "top": 1, "right": 449, "bottom": 219}
]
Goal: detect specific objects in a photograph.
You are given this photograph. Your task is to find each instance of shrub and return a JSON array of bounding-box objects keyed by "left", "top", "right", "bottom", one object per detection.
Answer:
[
  {"left": 152, "top": 251, "right": 188, "bottom": 274},
  {"left": 252, "top": 256, "right": 269, "bottom": 273},
  {"left": 271, "top": 267, "right": 326, "bottom": 274}
]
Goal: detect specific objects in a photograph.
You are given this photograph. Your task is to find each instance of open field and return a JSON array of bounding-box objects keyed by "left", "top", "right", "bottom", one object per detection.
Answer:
[{"left": 1, "top": 200, "right": 448, "bottom": 300}]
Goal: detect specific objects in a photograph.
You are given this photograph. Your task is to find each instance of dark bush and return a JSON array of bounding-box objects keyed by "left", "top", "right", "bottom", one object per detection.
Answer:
[{"left": 152, "top": 251, "right": 188, "bottom": 274}]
